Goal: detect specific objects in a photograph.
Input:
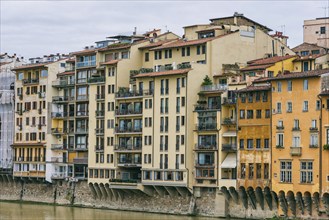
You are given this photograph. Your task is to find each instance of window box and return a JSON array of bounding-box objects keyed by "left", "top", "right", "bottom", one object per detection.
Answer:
[
  {"left": 276, "top": 145, "right": 284, "bottom": 149},
  {"left": 323, "top": 144, "right": 329, "bottom": 150},
  {"left": 309, "top": 144, "right": 318, "bottom": 148}
]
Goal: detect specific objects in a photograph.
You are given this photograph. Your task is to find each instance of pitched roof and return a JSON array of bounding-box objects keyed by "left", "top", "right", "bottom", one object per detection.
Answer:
[
  {"left": 97, "top": 43, "right": 131, "bottom": 52},
  {"left": 293, "top": 54, "right": 326, "bottom": 61},
  {"left": 238, "top": 85, "right": 271, "bottom": 93},
  {"left": 70, "top": 48, "right": 97, "bottom": 56},
  {"left": 0, "top": 61, "right": 12, "bottom": 67},
  {"left": 138, "top": 39, "right": 177, "bottom": 50},
  {"left": 99, "top": 59, "right": 120, "bottom": 65},
  {"left": 241, "top": 55, "right": 297, "bottom": 71},
  {"left": 57, "top": 71, "right": 75, "bottom": 76},
  {"left": 270, "top": 68, "right": 329, "bottom": 81},
  {"left": 12, "top": 62, "right": 49, "bottom": 71},
  {"left": 292, "top": 42, "right": 328, "bottom": 52},
  {"left": 319, "top": 90, "right": 329, "bottom": 96},
  {"left": 134, "top": 68, "right": 191, "bottom": 78}
]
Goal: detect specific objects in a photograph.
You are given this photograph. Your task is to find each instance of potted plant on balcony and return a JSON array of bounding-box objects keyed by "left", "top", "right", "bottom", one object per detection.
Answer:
[
  {"left": 201, "top": 75, "right": 213, "bottom": 86},
  {"left": 323, "top": 144, "right": 329, "bottom": 150}
]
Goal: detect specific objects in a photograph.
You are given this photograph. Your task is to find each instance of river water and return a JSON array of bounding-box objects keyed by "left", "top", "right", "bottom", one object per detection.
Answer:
[{"left": 0, "top": 201, "right": 225, "bottom": 220}]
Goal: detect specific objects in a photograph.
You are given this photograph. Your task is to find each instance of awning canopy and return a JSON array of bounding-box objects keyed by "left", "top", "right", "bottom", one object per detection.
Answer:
[
  {"left": 222, "top": 131, "right": 237, "bottom": 137},
  {"left": 221, "top": 153, "right": 237, "bottom": 168}
]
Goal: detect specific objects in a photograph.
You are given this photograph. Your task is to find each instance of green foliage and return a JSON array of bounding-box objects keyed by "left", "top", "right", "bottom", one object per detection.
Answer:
[
  {"left": 201, "top": 75, "right": 213, "bottom": 86},
  {"left": 323, "top": 144, "right": 329, "bottom": 150}
]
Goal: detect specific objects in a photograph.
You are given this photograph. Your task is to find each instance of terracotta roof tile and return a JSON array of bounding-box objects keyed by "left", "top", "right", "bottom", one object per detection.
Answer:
[
  {"left": 240, "top": 64, "right": 273, "bottom": 71},
  {"left": 293, "top": 54, "right": 325, "bottom": 61},
  {"left": 134, "top": 68, "right": 191, "bottom": 78},
  {"left": 319, "top": 90, "right": 329, "bottom": 96},
  {"left": 99, "top": 59, "right": 120, "bottom": 65},
  {"left": 0, "top": 61, "right": 12, "bottom": 67},
  {"left": 238, "top": 85, "right": 271, "bottom": 92},
  {"left": 97, "top": 43, "right": 131, "bottom": 52},
  {"left": 138, "top": 39, "right": 177, "bottom": 50},
  {"left": 12, "top": 62, "right": 49, "bottom": 71},
  {"left": 57, "top": 71, "right": 75, "bottom": 76},
  {"left": 70, "top": 48, "right": 97, "bottom": 56},
  {"left": 270, "top": 68, "right": 329, "bottom": 80},
  {"left": 247, "top": 55, "right": 297, "bottom": 65}
]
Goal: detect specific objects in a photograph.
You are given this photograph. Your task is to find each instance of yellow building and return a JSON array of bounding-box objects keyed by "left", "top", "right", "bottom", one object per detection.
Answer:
[
  {"left": 270, "top": 69, "right": 329, "bottom": 198},
  {"left": 236, "top": 84, "right": 271, "bottom": 189},
  {"left": 12, "top": 56, "right": 66, "bottom": 180}
]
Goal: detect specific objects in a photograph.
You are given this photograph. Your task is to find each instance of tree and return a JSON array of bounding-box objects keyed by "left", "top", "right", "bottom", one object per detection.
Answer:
[{"left": 201, "top": 75, "right": 213, "bottom": 86}]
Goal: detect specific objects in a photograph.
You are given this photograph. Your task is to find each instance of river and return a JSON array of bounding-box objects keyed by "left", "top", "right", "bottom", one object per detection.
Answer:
[{"left": 0, "top": 201, "right": 225, "bottom": 220}]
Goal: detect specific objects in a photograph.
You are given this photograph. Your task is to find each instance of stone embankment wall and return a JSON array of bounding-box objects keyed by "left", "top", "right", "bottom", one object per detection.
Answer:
[{"left": 0, "top": 177, "right": 328, "bottom": 219}]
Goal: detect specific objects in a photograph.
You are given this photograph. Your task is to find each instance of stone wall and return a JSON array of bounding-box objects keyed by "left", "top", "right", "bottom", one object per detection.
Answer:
[{"left": 1, "top": 178, "right": 328, "bottom": 219}]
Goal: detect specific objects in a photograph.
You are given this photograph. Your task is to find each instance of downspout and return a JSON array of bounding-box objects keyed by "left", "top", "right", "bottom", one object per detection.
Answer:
[
  {"left": 317, "top": 95, "right": 322, "bottom": 195},
  {"left": 270, "top": 82, "right": 273, "bottom": 191}
]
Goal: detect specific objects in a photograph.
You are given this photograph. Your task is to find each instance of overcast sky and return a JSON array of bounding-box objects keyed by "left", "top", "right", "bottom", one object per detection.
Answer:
[{"left": 0, "top": 0, "right": 327, "bottom": 59}]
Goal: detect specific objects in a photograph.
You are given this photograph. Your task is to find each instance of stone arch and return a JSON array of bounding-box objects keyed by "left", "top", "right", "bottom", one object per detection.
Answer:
[
  {"left": 221, "top": 186, "right": 231, "bottom": 202},
  {"left": 287, "top": 191, "right": 296, "bottom": 216},
  {"left": 88, "top": 182, "right": 97, "bottom": 199},
  {"left": 229, "top": 186, "right": 239, "bottom": 204},
  {"left": 278, "top": 190, "right": 288, "bottom": 216},
  {"left": 312, "top": 192, "right": 320, "bottom": 215},
  {"left": 322, "top": 193, "right": 329, "bottom": 216},
  {"left": 296, "top": 191, "right": 304, "bottom": 215},
  {"left": 238, "top": 186, "right": 248, "bottom": 209},
  {"left": 303, "top": 191, "right": 312, "bottom": 216},
  {"left": 255, "top": 186, "right": 265, "bottom": 210}
]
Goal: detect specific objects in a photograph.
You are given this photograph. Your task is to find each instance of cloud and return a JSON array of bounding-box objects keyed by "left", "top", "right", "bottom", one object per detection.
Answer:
[{"left": 0, "top": 0, "right": 327, "bottom": 58}]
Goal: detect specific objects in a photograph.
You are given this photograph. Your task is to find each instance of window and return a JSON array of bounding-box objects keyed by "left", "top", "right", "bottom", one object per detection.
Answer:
[
  {"left": 264, "top": 139, "right": 269, "bottom": 149},
  {"left": 265, "top": 109, "right": 270, "bottom": 118},
  {"left": 256, "top": 110, "right": 261, "bottom": 119},
  {"left": 164, "top": 49, "right": 172, "bottom": 59},
  {"left": 321, "top": 26, "right": 326, "bottom": 34},
  {"left": 247, "top": 139, "right": 253, "bottom": 149},
  {"left": 311, "top": 50, "right": 320, "bottom": 55},
  {"left": 256, "top": 163, "right": 262, "bottom": 179},
  {"left": 248, "top": 164, "right": 254, "bottom": 179},
  {"left": 121, "top": 51, "right": 129, "bottom": 59},
  {"left": 240, "top": 110, "right": 245, "bottom": 119},
  {"left": 247, "top": 110, "right": 253, "bottom": 119},
  {"left": 256, "top": 139, "right": 261, "bottom": 149},
  {"left": 248, "top": 93, "right": 253, "bottom": 103},
  {"left": 311, "top": 119, "right": 317, "bottom": 128},
  {"left": 303, "top": 79, "right": 308, "bottom": 90},
  {"left": 154, "top": 51, "right": 162, "bottom": 60},
  {"left": 277, "top": 102, "right": 282, "bottom": 113},
  {"left": 300, "top": 161, "right": 313, "bottom": 183},
  {"left": 264, "top": 163, "right": 269, "bottom": 179},
  {"left": 287, "top": 102, "right": 292, "bottom": 113},
  {"left": 316, "top": 100, "right": 321, "bottom": 110},
  {"left": 182, "top": 77, "right": 186, "bottom": 87},
  {"left": 145, "top": 52, "right": 149, "bottom": 62},
  {"left": 310, "top": 134, "right": 318, "bottom": 147},
  {"left": 41, "top": 70, "right": 48, "bottom": 77},
  {"left": 303, "top": 101, "right": 308, "bottom": 112},
  {"left": 181, "top": 97, "right": 185, "bottom": 107},
  {"left": 301, "top": 51, "right": 309, "bottom": 56},
  {"left": 277, "top": 82, "right": 282, "bottom": 92},
  {"left": 292, "top": 136, "right": 300, "bottom": 147},
  {"left": 241, "top": 163, "right": 246, "bottom": 178},
  {"left": 267, "top": 71, "right": 274, "bottom": 78},
  {"left": 280, "top": 161, "right": 292, "bottom": 183},
  {"left": 277, "top": 134, "right": 284, "bottom": 147},
  {"left": 293, "top": 119, "right": 299, "bottom": 130},
  {"left": 197, "top": 45, "right": 201, "bottom": 55},
  {"left": 287, "top": 80, "right": 292, "bottom": 91},
  {"left": 239, "top": 139, "right": 244, "bottom": 149}
]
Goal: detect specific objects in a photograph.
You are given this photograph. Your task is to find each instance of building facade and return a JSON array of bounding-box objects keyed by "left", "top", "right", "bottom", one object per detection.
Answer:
[{"left": 304, "top": 17, "right": 329, "bottom": 48}]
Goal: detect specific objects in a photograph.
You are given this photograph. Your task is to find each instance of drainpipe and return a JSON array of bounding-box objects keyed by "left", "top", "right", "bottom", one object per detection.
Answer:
[{"left": 318, "top": 95, "right": 322, "bottom": 195}]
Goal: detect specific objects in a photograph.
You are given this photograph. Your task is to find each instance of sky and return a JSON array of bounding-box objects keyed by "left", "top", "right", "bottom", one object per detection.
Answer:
[{"left": 0, "top": 0, "right": 328, "bottom": 59}]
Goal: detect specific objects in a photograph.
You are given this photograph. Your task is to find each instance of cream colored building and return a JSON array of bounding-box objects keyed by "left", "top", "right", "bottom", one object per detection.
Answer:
[{"left": 304, "top": 17, "right": 329, "bottom": 48}]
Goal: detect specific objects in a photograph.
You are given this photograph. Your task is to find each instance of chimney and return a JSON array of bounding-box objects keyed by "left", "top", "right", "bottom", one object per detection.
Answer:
[{"left": 133, "top": 27, "right": 137, "bottom": 35}]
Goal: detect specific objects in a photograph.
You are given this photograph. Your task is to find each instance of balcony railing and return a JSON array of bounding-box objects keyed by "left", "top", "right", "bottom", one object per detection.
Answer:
[
  {"left": 52, "top": 79, "right": 75, "bottom": 87},
  {"left": 95, "top": 128, "right": 104, "bottom": 135},
  {"left": 115, "top": 89, "right": 153, "bottom": 99},
  {"left": 88, "top": 76, "right": 105, "bottom": 84},
  {"left": 51, "top": 144, "right": 67, "bottom": 150},
  {"left": 22, "top": 78, "right": 39, "bottom": 85},
  {"left": 76, "top": 60, "right": 96, "bottom": 68},
  {"left": 309, "top": 127, "right": 318, "bottom": 132},
  {"left": 115, "top": 108, "right": 142, "bottom": 116},
  {"left": 222, "top": 98, "right": 236, "bottom": 105},
  {"left": 195, "top": 162, "right": 215, "bottom": 167},
  {"left": 18, "top": 93, "right": 23, "bottom": 100},
  {"left": 114, "top": 144, "right": 142, "bottom": 151},
  {"left": 276, "top": 126, "right": 284, "bottom": 130},
  {"left": 115, "top": 126, "right": 143, "bottom": 133},
  {"left": 118, "top": 159, "right": 142, "bottom": 167},
  {"left": 195, "top": 123, "right": 217, "bottom": 131},
  {"left": 51, "top": 112, "right": 67, "bottom": 118},
  {"left": 292, "top": 127, "right": 301, "bottom": 131},
  {"left": 96, "top": 94, "right": 105, "bottom": 100},
  {"left": 194, "top": 104, "right": 221, "bottom": 111},
  {"left": 51, "top": 128, "right": 65, "bottom": 134},
  {"left": 76, "top": 128, "right": 88, "bottom": 134},
  {"left": 73, "top": 157, "right": 88, "bottom": 164},
  {"left": 95, "top": 110, "right": 105, "bottom": 117},
  {"left": 76, "top": 111, "right": 88, "bottom": 117},
  {"left": 195, "top": 143, "right": 218, "bottom": 150},
  {"left": 52, "top": 96, "right": 74, "bottom": 103},
  {"left": 50, "top": 157, "right": 65, "bottom": 163},
  {"left": 95, "top": 145, "right": 104, "bottom": 152},
  {"left": 222, "top": 144, "right": 237, "bottom": 152},
  {"left": 222, "top": 118, "right": 236, "bottom": 125},
  {"left": 51, "top": 172, "right": 67, "bottom": 179},
  {"left": 200, "top": 84, "right": 228, "bottom": 92},
  {"left": 76, "top": 95, "right": 88, "bottom": 101},
  {"left": 290, "top": 147, "right": 302, "bottom": 156},
  {"left": 75, "top": 144, "right": 88, "bottom": 151}
]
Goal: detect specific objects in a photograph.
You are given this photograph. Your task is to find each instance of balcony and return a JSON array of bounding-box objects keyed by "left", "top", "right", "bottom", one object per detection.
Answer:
[
  {"left": 95, "top": 94, "right": 105, "bottom": 100},
  {"left": 95, "top": 145, "right": 104, "bottom": 153},
  {"left": 114, "top": 144, "right": 142, "bottom": 152},
  {"left": 73, "top": 157, "right": 88, "bottom": 164},
  {"left": 195, "top": 123, "right": 217, "bottom": 131},
  {"left": 75, "top": 144, "right": 88, "bottom": 151},
  {"left": 50, "top": 157, "right": 65, "bottom": 163},
  {"left": 52, "top": 96, "right": 73, "bottom": 103},
  {"left": 309, "top": 127, "right": 318, "bottom": 132},
  {"left": 290, "top": 147, "right": 302, "bottom": 156},
  {"left": 222, "top": 98, "right": 236, "bottom": 105},
  {"left": 51, "top": 172, "right": 67, "bottom": 180},
  {"left": 222, "top": 144, "right": 237, "bottom": 152},
  {"left": 195, "top": 143, "right": 218, "bottom": 150},
  {"left": 51, "top": 144, "right": 67, "bottom": 150},
  {"left": 52, "top": 79, "right": 75, "bottom": 88},
  {"left": 115, "top": 126, "right": 142, "bottom": 134},
  {"left": 292, "top": 127, "right": 301, "bottom": 131},
  {"left": 76, "top": 95, "right": 88, "bottom": 101},
  {"left": 51, "top": 128, "right": 65, "bottom": 135},
  {"left": 16, "top": 110, "right": 23, "bottom": 116},
  {"left": 195, "top": 162, "right": 215, "bottom": 168},
  {"left": 118, "top": 158, "right": 142, "bottom": 167},
  {"left": 75, "top": 128, "right": 88, "bottom": 134},
  {"left": 218, "top": 179, "right": 237, "bottom": 188},
  {"left": 22, "top": 78, "right": 39, "bottom": 85},
  {"left": 18, "top": 93, "right": 23, "bottom": 100},
  {"left": 51, "top": 112, "right": 67, "bottom": 119},
  {"left": 76, "top": 60, "right": 96, "bottom": 68},
  {"left": 222, "top": 118, "right": 236, "bottom": 125},
  {"left": 95, "top": 110, "right": 105, "bottom": 117},
  {"left": 115, "top": 108, "right": 142, "bottom": 116},
  {"left": 194, "top": 103, "right": 221, "bottom": 111},
  {"left": 200, "top": 84, "right": 228, "bottom": 93},
  {"left": 88, "top": 76, "right": 105, "bottom": 84},
  {"left": 76, "top": 111, "right": 88, "bottom": 117},
  {"left": 276, "top": 125, "right": 284, "bottom": 130},
  {"left": 95, "top": 128, "right": 104, "bottom": 135}
]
